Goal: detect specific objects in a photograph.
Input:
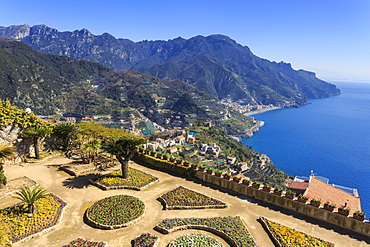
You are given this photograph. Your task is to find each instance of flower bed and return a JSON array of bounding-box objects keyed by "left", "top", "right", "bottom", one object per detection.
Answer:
[
  {"left": 90, "top": 168, "right": 158, "bottom": 191},
  {"left": 85, "top": 195, "right": 145, "bottom": 229},
  {"left": 0, "top": 193, "right": 66, "bottom": 245},
  {"left": 155, "top": 216, "right": 257, "bottom": 247},
  {"left": 158, "top": 186, "right": 227, "bottom": 210},
  {"left": 168, "top": 233, "right": 223, "bottom": 247},
  {"left": 132, "top": 233, "right": 159, "bottom": 247},
  {"left": 259, "top": 217, "right": 334, "bottom": 247},
  {"left": 62, "top": 237, "right": 107, "bottom": 247}
]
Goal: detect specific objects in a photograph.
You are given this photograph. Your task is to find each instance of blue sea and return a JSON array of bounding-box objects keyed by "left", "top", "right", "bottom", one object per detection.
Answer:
[{"left": 241, "top": 81, "right": 370, "bottom": 214}]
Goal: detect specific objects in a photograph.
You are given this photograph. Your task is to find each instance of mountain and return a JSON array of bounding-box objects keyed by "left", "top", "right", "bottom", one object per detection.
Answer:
[
  {"left": 0, "top": 37, "right": 255, "bottom": 134},
  {"left": 0, "top": 37, "right": 112, "bottom": 115},
  {"left": 0, "top": 24, "right": 340, "bottom": 107}
]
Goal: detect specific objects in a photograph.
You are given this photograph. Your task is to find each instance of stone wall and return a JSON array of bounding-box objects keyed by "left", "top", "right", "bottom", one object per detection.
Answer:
[{"left": 195, "top": 171, "right": 370, "bottom": 237}]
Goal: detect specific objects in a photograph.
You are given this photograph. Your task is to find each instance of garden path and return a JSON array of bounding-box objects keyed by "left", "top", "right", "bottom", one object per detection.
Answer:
[{"left": 2, "top": 156, "right": 369, "bottom": 247}]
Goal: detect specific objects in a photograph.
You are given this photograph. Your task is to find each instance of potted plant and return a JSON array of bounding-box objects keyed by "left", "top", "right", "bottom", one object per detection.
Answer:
[
  {"left": 310, "top": 198, "right": 321, "bottom": 207},
  {"left": 176, "top": 158, "right": 183, "bottom": 165},
  {"left": 157, "top": 152, "right": 164, "bottom": 159},
  {"left": 233, "top": 176, "right": 241, "bottom": 183},
  {"left": 191, "top": 163, "right": 198, "bottom": 169},
  {"left": 273, "top": 187, "right": 283, "bottom": 196},
  {"left": 285, "top": 190, "right": 296, "bottom": 199},
  {"left": 199, "top": 165, "right": 206, "bottom": 172},
  {"left": 242, "top": 179, "right": 250, "bottom": 185},
  {"left": 151, "top": 150, "right": 157, "bottom": 157},
  {"left": 163, "top": 154, "right": 170, "bottom": 161},
  {"left": 206, "top": 167, "right": 214, "bottom": 174},
  {"left": 324, "top": 202, "right": 336, "bottom": 211},
  {"left": 170, "top": 157, "right": 176, "bottom": 162},
  {"left": 297, "top": 194, "right": 308, "bottom": 203},
  {"left": 252, "top": 181, "right": 261, "bottom": 189},
  {"left": 214, "top": 170, "right": 222, "bottom": 177},
  {"left": 263, "top": 185, "right": 272, "bottom": 192},
  {"left": 184, "top": 161, "right": 191, "bottom": 167},
  {"left": 353, "top": 211, "right": 365, "bottom": 221},
  {"left": 338, "top": 207, "right": 350, "bottom": 216},
  {"left": 223, "top": 173, "right": 231, "bottom": 180}
]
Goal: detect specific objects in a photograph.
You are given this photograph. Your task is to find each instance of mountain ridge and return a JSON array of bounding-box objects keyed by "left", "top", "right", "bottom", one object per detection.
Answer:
[{"left": 0, "top": 24, "right": 340, "bottom": 107}]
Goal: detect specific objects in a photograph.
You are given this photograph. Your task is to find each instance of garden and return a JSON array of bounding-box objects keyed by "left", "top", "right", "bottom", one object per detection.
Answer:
[
  {"left": 155, "top": 216, "right": 257, "bottom": 247},
  {"left": 62, "top": 237, "right": 107, "bottom": 247},
  {"left": 259, "top": 217, "right": 334, "bottom": 247},
  {"left": 158, "top": 186, "right": 227, "bottom": 210},
  {"left": 132, "top": 232, "right": 159, "bottom": 247},
  {"left": 89, "top": 168, "right": 159, "bottom": 190},
  {"left": 0, "top": 193, "right": 66, "bottom": 245},
  {"left": 168, "top": 233, "right": 224, "bottom": 247},
  {"left": 85, "top": 194, "right": 145, "bottom": 229}
]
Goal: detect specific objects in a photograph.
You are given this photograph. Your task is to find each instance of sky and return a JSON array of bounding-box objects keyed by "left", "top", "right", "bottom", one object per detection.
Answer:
[{"left": 1, "top": 0, "right": 370, "bottom": 82}]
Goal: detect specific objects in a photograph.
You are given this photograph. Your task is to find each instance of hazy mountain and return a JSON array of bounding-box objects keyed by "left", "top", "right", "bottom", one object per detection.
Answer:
[{"left": 0, "top": 24, "right": 340, "bottom": 107}]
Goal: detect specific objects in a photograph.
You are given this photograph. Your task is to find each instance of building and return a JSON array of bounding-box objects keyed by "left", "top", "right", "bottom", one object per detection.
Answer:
[{"left": 287, "top": 175, "right": 362, "bottom": 215}]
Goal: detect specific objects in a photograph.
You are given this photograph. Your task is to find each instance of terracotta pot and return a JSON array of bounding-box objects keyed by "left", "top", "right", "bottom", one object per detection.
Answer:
[
  {"left": 215, "top": 173, "right": 222, "bottom": 177},
  {"left": 353, "top": 214, "right": 365, "bottom": 221},
  {"left": 242, "top": 181, "right": 250, "bottom": 186},
  {"left": 324, "top": 205, "right": 335, "bottom": 211},
  {"left": 298, "top": 198, "right": 307, "bottom": 203},
  {"left": 274, "top": 191, "right": 282, "bottom": 196},
  {"left": 199, "top": 168, "right": 206, "bottom": 172},
  {"left": 285, "top": 194, "right": 294, "bottom": 199},
  {"left": 310, "top": 201, "right": 321, "bottom": 207},
  {"left": 263, "top": 187, "right": 271, "bottom": 192},
  {"left": 224, "top": 176, "right": 231, "bottom": 180},
  {"left": 207, "top": 170, "right": 213, "bottom": 174},
  {"left": 338, "top": 209, "right": 349, "bottom": 216},
  {"left": 252, "top": 184, "right": 260, "bottom": 189}
]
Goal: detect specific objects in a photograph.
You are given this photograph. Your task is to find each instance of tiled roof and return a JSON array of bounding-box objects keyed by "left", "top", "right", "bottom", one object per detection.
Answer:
[
  {"left": 288, "top": 181, "right": 309, "bottom": 190},
  {"left": 303, "top": 177, "right": 362, "bottom": 214}
]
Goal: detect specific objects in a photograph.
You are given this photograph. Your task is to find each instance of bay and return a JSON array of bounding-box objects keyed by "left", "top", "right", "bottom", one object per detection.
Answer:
[{"left": 241, "top": 81, "right": 370, "bottom": 214}]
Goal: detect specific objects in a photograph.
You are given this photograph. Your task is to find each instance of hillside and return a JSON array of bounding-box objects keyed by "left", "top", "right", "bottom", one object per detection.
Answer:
[
  {"left": 0, "top": 38, "right": 258, "bottom": 134},
  {"left": 0, "top": 24, "right": 340, "bottom": 107}
]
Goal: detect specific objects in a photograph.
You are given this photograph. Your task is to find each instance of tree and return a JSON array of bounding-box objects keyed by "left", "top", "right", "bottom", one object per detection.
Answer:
[
  {"left": 0, "top": 142, "right": 16, "bottom": 186},
  {"left": 21, "top": 126, "right": 52, "bottom": 159},
  {"left": 13, "top": 186, "right": 47, "bottom": 214},
  {"left": 102, "top": 134, "right": 145, "bottom": 179},
  {"left": 52, "top": 123, "right": 77, "bottom": 151}
]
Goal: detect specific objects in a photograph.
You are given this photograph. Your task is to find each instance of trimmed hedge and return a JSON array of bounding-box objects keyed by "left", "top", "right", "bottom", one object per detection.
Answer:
[{"left": 133, "top": 153, "right": 196, "bottom": 178}]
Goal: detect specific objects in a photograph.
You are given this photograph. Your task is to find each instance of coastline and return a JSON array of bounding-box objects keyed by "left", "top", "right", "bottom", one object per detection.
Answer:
[{"left": 244, "top": 106, "right": 282, "bottom": 116}]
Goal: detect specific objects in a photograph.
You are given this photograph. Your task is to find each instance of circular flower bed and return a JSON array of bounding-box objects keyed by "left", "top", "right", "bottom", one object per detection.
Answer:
[
  {"left": 86, "top": 195, "right": 145, "bottom": 229},
  {"left": 169, "top": 233, "right": 223, "bottom": 247},
  {"left": 159, "top": 186, "right": 227, "bottom": 209},
  {"left": 90, "top": 168, "right": 158, "bottom": 190}
]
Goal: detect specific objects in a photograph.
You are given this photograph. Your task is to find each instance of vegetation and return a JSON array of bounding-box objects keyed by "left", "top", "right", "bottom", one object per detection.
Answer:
[
  {"left": 12, "top": 186, "right": 47, "bottom": 213},
  {"left": 132, "top": 233, "right": 158, "bottom": 247},
  {"left": 62, "top": 238, "right": 107, "bottom": 247},
  {"left": 159, "top": 186, "right": 227, "bottom": 209},
  {"left": 169, "top": 233, "right": 223, "bottom": 247},
  {"left": 156, "top": 216, "right": 256, "bottom": 247},
  {"left": 21, "top": 126, "right": 52, "bottom": 159},
  {"left": 93, "top": 168, "right": 158, "bottom": 190},
  {"left": 0, "top": 143, "right": 16, "bottom": 186},
  {"left": 261, "top": 217, "right": 334, "bottom": 247},
  {"left": 86, "top": 195, "right": 145, "bottom": 227},
  {"left": 0, "top": 194, "right": 66, "bottom": 245}
]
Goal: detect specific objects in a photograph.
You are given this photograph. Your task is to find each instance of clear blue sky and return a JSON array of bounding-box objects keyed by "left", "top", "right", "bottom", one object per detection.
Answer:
[{"left": 1, "top": 0, "right": 369, "bottom": 82}]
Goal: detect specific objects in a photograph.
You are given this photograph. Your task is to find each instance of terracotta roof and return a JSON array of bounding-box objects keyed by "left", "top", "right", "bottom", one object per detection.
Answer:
[
  {"left": 288, "top": 181, "right": 309, "bottom": 190},
  {"left": 303, "top": 177, "right": 362, "bottom": 214}
]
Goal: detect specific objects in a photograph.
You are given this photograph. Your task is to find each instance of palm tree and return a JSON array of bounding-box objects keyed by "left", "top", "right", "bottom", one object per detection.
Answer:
[
  {"left": 52, "top": 123, "right": 77, "bottom": 151},
  {"left": 13, "top": 186, "right": 47, "bottom": 213},
  {"left": 21, "top": 126, "right": 51, "bottom": 159},
  {"left": 102, "top": 134, "right": 145, "bottom": 179},
  {"left": 0, "top": 142, "right": 16, "bottom": 163}
]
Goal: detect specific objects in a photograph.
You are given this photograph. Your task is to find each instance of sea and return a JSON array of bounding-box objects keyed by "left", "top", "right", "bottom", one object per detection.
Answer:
[{"left": 241, "top": 81, "right": 370, "bottom": 215}]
